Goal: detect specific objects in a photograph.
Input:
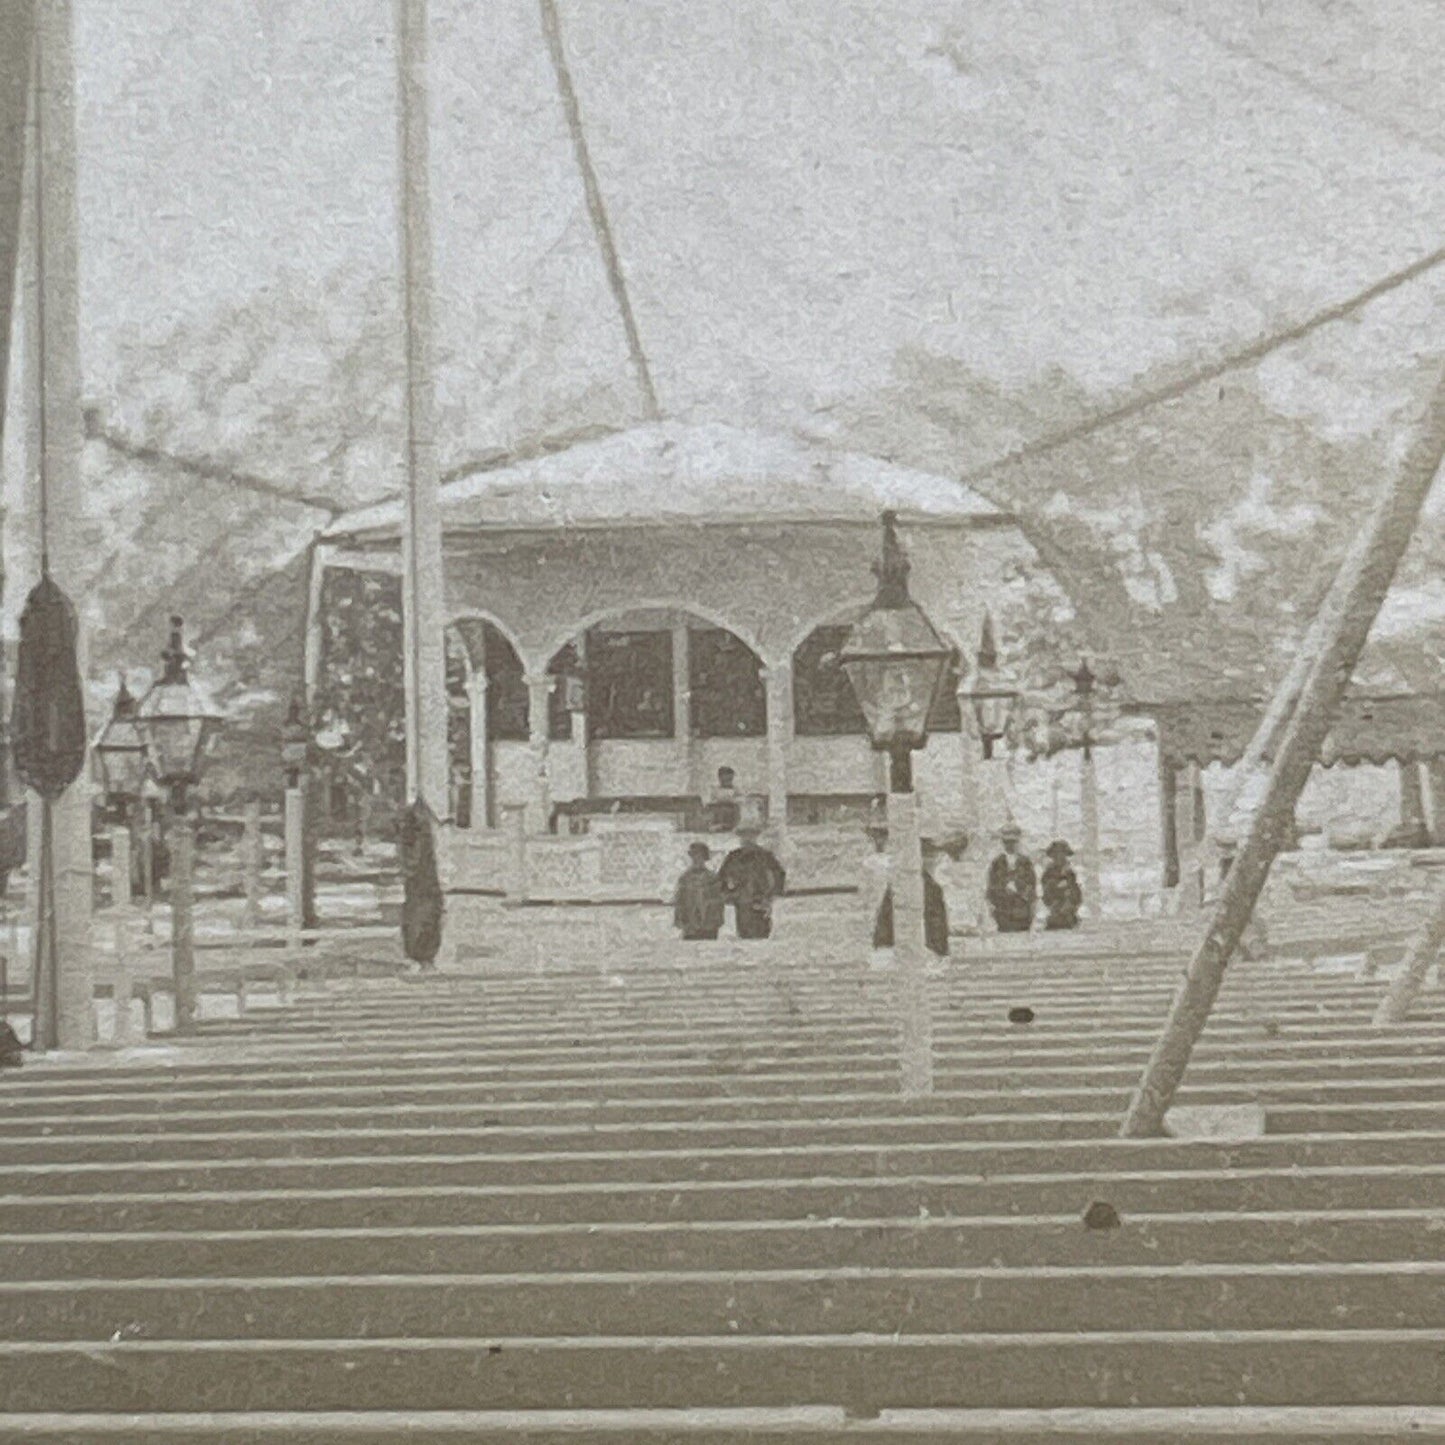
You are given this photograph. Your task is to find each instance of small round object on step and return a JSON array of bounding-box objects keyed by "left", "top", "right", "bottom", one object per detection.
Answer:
[
  {"left": 1007, "top": 1006, "right": 1035, "bottom": 1025},
  {"left": 1261, "top": 1018, "right": 1281, "bottom": 1038},
  {"left": 1082, "top": 1200, "right": 1121, "bottom": 1231}
]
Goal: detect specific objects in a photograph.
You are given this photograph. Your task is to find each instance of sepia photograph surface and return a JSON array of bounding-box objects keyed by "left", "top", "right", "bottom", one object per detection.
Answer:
[{"left": 1, "top": 2, "right": 1444, "bottom": 1440}]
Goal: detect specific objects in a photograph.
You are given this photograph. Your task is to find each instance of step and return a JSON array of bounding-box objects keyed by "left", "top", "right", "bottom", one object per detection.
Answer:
[
  {"left": 4, "top": 1404, "right": 1445, "bottom": 1443},
  {"left": 3, "top": 1209, "right": 1438, "bottom": 1279},
  {"left": 5, "top": 1262, "right": 1444, "bottom": 1339},
  {"left": 6, "top": 1073, "right": 1445, "bottom": 1137},
  {"left": 4, "top": 1161, "right": 1438, "bottom": 1232},
  {"left": 2, "top": 1328, "right": 1442, "bottom": 1410},
  {"left": 8, "top": 1045, "right": 1445, "bottom": 1114},
  {"left": 7, "top": 1130, "right": 1445, "bottom": 1194},
  {"left": 8, "top": 1098, "right": 1445, "bottom": 1165}
]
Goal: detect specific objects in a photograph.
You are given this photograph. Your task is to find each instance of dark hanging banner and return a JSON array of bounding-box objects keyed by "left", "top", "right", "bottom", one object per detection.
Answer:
[
  {"left": 11, "top": 577, "right": 86, "bottom": 799},
  {"left": 399, "top": 797, "right": 443, "bottom": 966},
  {"left": 9, "top": 577, "right": 86, "bottom": 1051}
]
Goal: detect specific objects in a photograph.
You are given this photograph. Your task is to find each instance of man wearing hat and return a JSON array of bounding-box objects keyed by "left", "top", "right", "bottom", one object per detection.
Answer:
[
  {"left": 1041, "top": 839, "right": 1083, "bottom": 931},
  {"left": 673, "top": 841, "right": 725, "bottom": 942},
  {"left": 718, "top": 824, "right": 787, "bottom": 939},
  {"left": 987, "top": 823, "right": 1037, "bottom": 933}
]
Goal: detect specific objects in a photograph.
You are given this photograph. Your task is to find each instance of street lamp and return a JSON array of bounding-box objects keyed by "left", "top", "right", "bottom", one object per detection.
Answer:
[
  {"left": 839, "top": 512, "right": 951, "bottom": 1097},
  {"left": 966, "top": 612, "right": 1019, "bottom": 761},
  {"left": 95, "top": 674, "right": 148, "bottom": 909},
  {"left": 1072, "top": 657, "right": 1097, "bottom": 759},
  {"left": 135, "top": 617, "right": 224, "bottom": 1033}
]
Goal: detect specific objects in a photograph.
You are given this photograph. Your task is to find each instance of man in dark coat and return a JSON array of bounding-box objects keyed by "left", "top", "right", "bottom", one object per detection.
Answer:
[
  {"left": 718, "top": 825, "right": 787, "bottom": 939},
  {"left": 873, "top": 839, "right": 950, "bottom": 958},
  {"left": 674, "top": 842, "right": 725, "bottom": 941},
  {"left": 1041, "top": 839, "right": 1083, "bottom": 930},
  {"left": 987, "top": 823, "right": 1037, "bottom": 933}
]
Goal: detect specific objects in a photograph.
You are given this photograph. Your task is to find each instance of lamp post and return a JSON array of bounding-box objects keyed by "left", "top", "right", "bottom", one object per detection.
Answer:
[
  {"left": 94, "top": 675, "right": 147, "bottom": 910},
  {"left": 135, "top": 618, "right": 225, "bottom": 1034},
  {"left": 963, "top": 614, "right": 1021, "bottom": 885},
  {"left": 1072, "top": 658, "right": 1103, "bottom": 924},
  {"left": 839, "top": 512, "right": 952, "bottom": 1097},
  {"left": 968, "top": 613, "right": 1018, "bottom": 762},
  {"left": 281, "top": 697, "right": 315, "bottom": 946}
]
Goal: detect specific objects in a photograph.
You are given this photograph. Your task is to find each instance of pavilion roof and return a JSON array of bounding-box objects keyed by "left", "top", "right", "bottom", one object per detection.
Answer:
[
  {"left": 1133, "top": 693, "right": 1445, "bottom": 771},
  {"left": 322, "top": 422, "right": 1012, "bottom": 543}
]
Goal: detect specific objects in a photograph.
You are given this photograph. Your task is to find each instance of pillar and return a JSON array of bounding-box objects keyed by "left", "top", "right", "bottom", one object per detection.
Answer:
[
  {"left": 1399, "top": 760, "right": 1428, "bottom": 846},
  {"left": 673, "top": 622, "right": 701, "bottom": 797},
  {"left": 467, "top": 670, "right": 490, "bottom": 829},
  {"left": 240, "top": 799, "right": 262, "bottom": 927},
  {"left": 110, "top": 825, "right": 132, "bottom": 910},
  {"left": 887, "top": 781, "right": 933, "bottom": 1097},
  {"left": 395, "top": 0, "right": 448, "bottom": 822},
  {"left": 525, "top": 674, "right": 553, "bottom": 835},
  {"left": 31, "top": 0, "right": 93, "bottom": 1050},
  {"left": 1158, "top": 752, "right": 1180, "bottom": 889},
  {"left": 284, "top": 787, "right": 305, "bottom": 948},
  {"left": 1079, "top": 744, "right": 1102, "bottom": 925},
  {"left": 764, "top": 663, "right": 792, "bottom": 846},
  {"left": 1176, "top": 761, "right": 1202, "bottom": 913},
  {"left": 1428, "top": 759, "right": 1445, "bottom": 846},
  {"left": 503, "top": 801, "right": 529, "bottom": 901}
]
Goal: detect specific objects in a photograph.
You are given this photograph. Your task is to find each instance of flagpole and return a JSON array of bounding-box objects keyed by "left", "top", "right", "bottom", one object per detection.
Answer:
[
  {"left": 31, "top": 0, "right": 92, "bottom": 1050},
  {"left": 394, "top": 0, "right": 450, "bottom": 961}
]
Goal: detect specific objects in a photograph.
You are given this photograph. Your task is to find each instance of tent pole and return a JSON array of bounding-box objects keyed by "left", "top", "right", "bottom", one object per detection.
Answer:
[{"left": 1120, "top": 367, "right": 1445, "bottom": 1137}]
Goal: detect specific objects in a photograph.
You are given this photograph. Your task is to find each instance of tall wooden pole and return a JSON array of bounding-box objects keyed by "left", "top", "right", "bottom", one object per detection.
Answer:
[
  {"left": 394, "top": 0, "right": 448, "bottom": 822},
  {"left": 32, "top": 0, "right": 92, "bottom": 1050},
  {"left": 1121, "top": 368, "right": 1445, "bottom": 1137},
  {"left": 1374, "top": 881, "right": 1445, "bottom": 1025}
]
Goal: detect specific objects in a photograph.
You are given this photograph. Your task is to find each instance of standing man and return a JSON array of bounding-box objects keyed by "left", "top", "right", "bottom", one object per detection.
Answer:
[
  {"left": 987, "top": 823, "right": 1037, "bottom": 934},
  {"left": 719, "top": 824, "right": 787, "bottom": 940},
  {"left": 673, "top": 842, "right": 725, "bottom": 942}
]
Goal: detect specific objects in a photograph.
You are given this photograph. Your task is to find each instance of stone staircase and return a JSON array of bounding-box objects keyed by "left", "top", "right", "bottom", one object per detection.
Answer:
[{"left": 0, "top": 935, "right": 1442, "bottom": 1441}]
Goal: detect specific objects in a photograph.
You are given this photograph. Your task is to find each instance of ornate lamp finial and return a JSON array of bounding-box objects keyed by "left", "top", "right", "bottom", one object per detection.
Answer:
[{"left": 872, "top": 510, "right": 911, "bottom": 608}]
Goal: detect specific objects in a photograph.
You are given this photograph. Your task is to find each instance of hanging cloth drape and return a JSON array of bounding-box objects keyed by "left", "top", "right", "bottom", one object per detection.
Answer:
[
  {"left": 9, "top": 576, "right": 86, "bottom": 1044},
  {"left": 399, "top": 797, "right": 443, "bottom": 966}
]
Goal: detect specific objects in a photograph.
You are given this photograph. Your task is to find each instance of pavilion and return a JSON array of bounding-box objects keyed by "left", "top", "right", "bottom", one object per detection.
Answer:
[
  {"left": 313, "top": 421, "right": 1035, "bottom": 898},
  {"left": 1141, "top": 692, "right": 1445, "bottom": 888}
]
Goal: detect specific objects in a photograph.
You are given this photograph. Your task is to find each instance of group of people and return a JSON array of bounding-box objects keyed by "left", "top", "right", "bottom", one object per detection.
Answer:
[
  {"left": 672, "top": 812, "right": 1086, "bottom": 949},
  {"left": 987, "top": 822, "right": 1084, "bottom": 933},
  {"left": 672, "top": 824, "right": 787, "bottom": 941}
]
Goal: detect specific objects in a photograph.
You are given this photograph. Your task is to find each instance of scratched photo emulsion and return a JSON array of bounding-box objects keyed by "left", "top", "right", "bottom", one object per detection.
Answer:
[{"left": 0, "top": 2, "right": 1442, "bottom": 1441}]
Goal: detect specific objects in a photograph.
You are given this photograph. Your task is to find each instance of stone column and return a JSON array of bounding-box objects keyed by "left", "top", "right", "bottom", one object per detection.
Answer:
[
  {"left": 467, "top": 671, "right": 490, "bottom": 829},
  {"left": 1399, "top": 760, "right": 1428, "bottom": 846},
  {"left": 1158, "top": 752, "right": 1180, "bottom": 890},
  {"left": 1079, "top": 743, "right": 1102, "bottom": 925},
  {"left": 525, "top": 674, "right": 553, "bottom": 835},
  {"left": 240, "top": 799, "right": 262, "bottom": 927},
  {"left": 1428, "top": 759, "right": 1445, "bottom": 846},
  {"left": 284, "top": 787, "right": 305, "bottom": 948},
  {"left": 764, "top": 663, "right": 792, "bottom": 847},
  {"left": 1176, "top": 762, "right": 1203, "bottom": 913},
  {"left": 672, "top": 622, "right": 700, "bottom": 797}
]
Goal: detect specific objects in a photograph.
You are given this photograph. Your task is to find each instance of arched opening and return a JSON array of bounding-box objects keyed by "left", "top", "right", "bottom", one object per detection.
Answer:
[{"left": 542, "top": 606, "right": 766, "bottom": 830}]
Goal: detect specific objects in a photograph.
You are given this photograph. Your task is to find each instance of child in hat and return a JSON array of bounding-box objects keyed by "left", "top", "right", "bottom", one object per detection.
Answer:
[
  {"left": 1041, "top": 839, "right": 1083, "bottom": 931},
  {"left": 674, "top": 841, "right": 725, "bottom": 941}
]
